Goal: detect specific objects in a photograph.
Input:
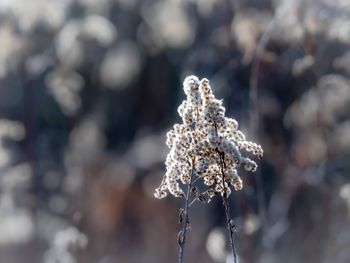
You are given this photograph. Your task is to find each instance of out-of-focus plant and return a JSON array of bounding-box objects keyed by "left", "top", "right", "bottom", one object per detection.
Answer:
[
  {"left": 44, "top": 227, "right": 88, "bottom": 263},
  {"left": 154, "top": 76, "right": 263, "bottom": 263}
]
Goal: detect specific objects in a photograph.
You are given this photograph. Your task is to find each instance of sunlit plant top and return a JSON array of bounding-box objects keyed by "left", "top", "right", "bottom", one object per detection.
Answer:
[
  {"left": 154, "top": 75, "right": 263, "bottom": 263},
  {"left": 155, "top": 75, "right": 263, "bottom": 200}
]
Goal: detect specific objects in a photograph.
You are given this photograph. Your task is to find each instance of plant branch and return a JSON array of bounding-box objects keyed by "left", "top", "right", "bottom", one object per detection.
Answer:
[
  {"left": 213, "top": 120, "right": 237, "bottom": 263},
  {"left": 178, "top": 96, "right": 202, "bottom": 263},
  {"left": 218, "top": 150, "right": 237, "bottom": 263},
  {"left": 188, "top": 197, "right": 197, "bottom": 208},
  {"left": 178, "top": 159, "right": 194, "bottom": 263}
]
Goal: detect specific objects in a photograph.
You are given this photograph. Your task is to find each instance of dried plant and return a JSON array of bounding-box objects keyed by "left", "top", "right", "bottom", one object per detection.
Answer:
[{"left": 154, "top": 76, "right": 263, "bottom": 263}]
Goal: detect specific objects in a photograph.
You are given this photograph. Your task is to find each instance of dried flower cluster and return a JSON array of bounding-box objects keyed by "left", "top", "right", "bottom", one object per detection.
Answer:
[{"left": 155, "top": 75, "right": 263, "bottom": 200}]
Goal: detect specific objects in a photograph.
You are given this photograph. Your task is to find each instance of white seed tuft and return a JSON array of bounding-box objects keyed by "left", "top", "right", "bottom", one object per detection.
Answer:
[{"left": 154, "top": 76, "right": 263, "bottom": 199}]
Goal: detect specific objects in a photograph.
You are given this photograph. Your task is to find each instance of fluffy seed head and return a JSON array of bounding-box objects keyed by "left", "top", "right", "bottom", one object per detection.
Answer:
[{"left": 154, "top": 76, "right": 263, "bottom": 199}]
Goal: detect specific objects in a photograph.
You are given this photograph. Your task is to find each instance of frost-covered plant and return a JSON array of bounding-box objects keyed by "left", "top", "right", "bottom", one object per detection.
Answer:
[{"left": 155, "top": 76, "right": 263, "bottom": 263}]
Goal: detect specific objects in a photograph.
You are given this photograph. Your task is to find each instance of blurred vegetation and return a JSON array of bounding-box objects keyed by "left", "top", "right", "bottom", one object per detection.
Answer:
[{"left": 0, "top": 0, "right": 349, "bottom": 262}]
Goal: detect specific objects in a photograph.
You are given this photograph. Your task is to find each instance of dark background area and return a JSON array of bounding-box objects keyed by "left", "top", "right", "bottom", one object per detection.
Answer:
[{"left": 0, "top": 0, "right": 349, "bottom": 262}]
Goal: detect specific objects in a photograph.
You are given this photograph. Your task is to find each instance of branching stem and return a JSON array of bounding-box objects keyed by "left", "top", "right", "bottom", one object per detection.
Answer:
[
  {"left": 178, "top": 96, "right": 202, "bottom": 263},
  {"left": 188, "top": 197, "right": 197, "bottom": 208},
  {"left": 213, "top": 121, "right": 237, "bottom": 263},
  {"left": 218, "top": 150, "right": 237, "bottom": 263},
  {"left": 178, "top": 159, "right": 194, "bottom": 263}
]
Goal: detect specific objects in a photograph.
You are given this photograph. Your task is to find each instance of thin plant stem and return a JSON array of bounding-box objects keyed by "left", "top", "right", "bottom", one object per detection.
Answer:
[
  {"left": 179, "top": 97, "right": 201, "bottom": 263},
  {"left": 223, "top": 195, "right": 237, "bottom": 263},
  {"left": 178, "top": 161, "right": 194, "bottom": 263},
  {"left": 213, "top": 121, "right": 237, "bottom": 263},
  {"left": 188, "top": 197, "right": 197, "bottom": 208},
  {"left": 218, "top": 151, "right": 237, "bottom": 263}
]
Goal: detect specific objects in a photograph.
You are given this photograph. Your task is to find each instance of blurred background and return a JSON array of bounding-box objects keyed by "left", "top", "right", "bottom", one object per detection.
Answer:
[{"left": 0, "top": 0, "right": 349, "bottom": 262}]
